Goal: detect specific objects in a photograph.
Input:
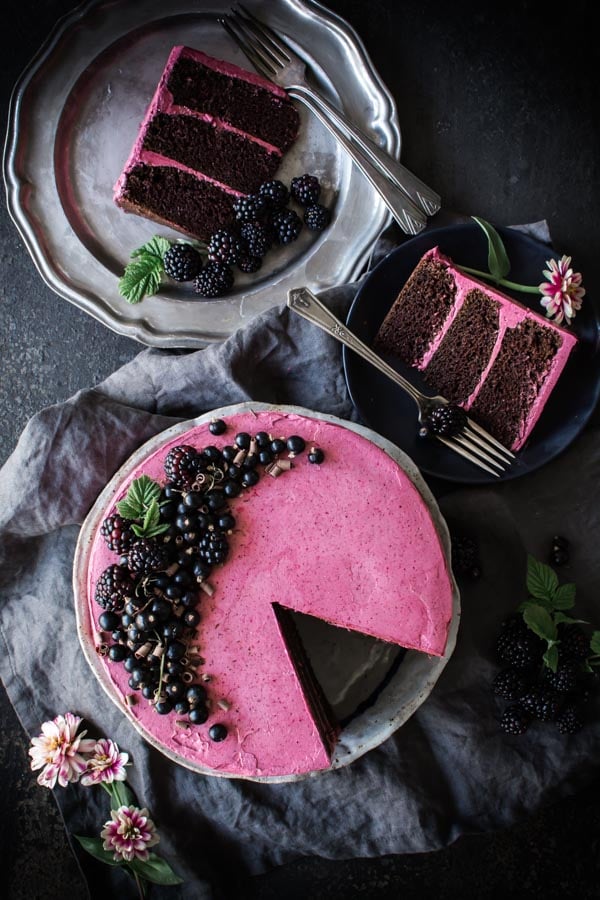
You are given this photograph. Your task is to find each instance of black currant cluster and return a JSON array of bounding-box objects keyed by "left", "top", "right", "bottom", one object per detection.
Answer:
[
  {"left": 162, "top": 174, "right": 332, "bottom": 298},
  {"left": 493, "top": 614, "right": 595, "bottom": 737},
  {"left": 94, "top": 419, "right": 325, "bottom": 738}
]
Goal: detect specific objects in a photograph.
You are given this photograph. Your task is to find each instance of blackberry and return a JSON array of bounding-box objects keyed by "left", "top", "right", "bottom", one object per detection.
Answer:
[
  {"left": 259, "top": 179, "right": 290, "bottom": 210},
  {"left": 207, "top": 229, "right": 244, "bottom": 266},
  {"left": 272, "top": 208, "right": 303, "bottom": 244},
  {"left": 237, "top": 254, "right": 262, "bottom": 274},
  {"left": 422, "top": 404, "right": 467, "bottom": 438},
  {"left": 100, "top": 514, "right": 135, "bottom": 554},
  {"left": 543, "top": 660, "right": 580, "bottom": 693},
  {"left": 519, "top": 687, "right": 561, "bottom": 721},
  {"left": 194, "top": 261, "right": 234, "bottom": 298},
  {"left": 495, "top": 621, "right": 544, "bottom": 670},
  {"left": 558, "top": 624, "right": 590, "bottom": 661},
  {"left": 492, "top": 668, "right": 528, "bottom": 701},
  {"left": 95, "top": 565, "right": 135, "bottom": 611},
  {"left": 556, "top": 704, "right": 583, "bottom": 735},
  {"left": 127, "top": 538, "right": 169, "bottom": 575},
  {"left": 164, "top": 445, "right": 200, "bottom": 488},
  {"left": 198, "top": 530, "right": 229, "bottom": 566},
  {"left": 290, "top": 173, "right": 321, "bottom": 206},
  {"left": 240, "top": 221, "right": 273, "bottom": 257},
  {"left": 499, "top": 705, "right": 530, "bottom": 735},
  {"left": 451, "top": 535, "right": 481, "bottom": 579},
  {"left": 163, "top": 243, "right": 203, "bottom": 281},
  {"left": 304, "top": 203, "right": 331, "bottom": 231},
  {"left": 232, "top": 193, "right": 268, "bottom": 223}
]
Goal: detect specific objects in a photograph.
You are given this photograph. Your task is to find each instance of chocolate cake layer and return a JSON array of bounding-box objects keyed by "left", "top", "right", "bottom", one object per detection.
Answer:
[
  {"left": 469, "top": 319, "right": 562, "bottom": 448},
  {"left": 167, "top": 55, "right": 300, "bottom": 151},
  {"left": 423, "top": 289, "right": 500, "bottom": 403},
  {"left": 118, "top": 164, "right": 235, "bottom": 240},
  {"left": 374, "top": 256, "right": 457, "bottom": 365},
  {"left": 143, "top": 113, "right": 281, "bottom": 194}
]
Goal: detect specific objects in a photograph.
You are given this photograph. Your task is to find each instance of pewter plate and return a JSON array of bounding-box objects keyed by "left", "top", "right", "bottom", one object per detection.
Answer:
[
  {"left": 3, "top": 0, "right": 400, "bottom": 347},
  {"left": 73, "top": 403, "right": 460, "bottom": 782}
]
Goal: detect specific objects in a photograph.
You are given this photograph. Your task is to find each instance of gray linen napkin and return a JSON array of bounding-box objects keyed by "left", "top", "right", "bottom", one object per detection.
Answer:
[{"left": 1, "top": 221, "right": 598, "bottom": 899}]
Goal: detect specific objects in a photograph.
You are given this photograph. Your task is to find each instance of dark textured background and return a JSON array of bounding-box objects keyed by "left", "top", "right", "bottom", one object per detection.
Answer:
[{"left": 1, "top": 1, "right": 599, "bottom": 897}]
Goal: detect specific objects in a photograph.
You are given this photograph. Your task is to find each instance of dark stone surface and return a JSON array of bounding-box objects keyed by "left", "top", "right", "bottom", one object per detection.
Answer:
[{"left": 1, "top": 0, "right": 599, "bottom": 897}]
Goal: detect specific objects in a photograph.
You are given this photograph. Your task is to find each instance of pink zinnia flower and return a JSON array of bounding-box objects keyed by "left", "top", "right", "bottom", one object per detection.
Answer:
[
  {"left": 539, "top": 254, "right": 585, "bottom": 325},
  {"left": 28, "top": 713, "right": 96, "bottom": 789},
  {"left": 80, "top": 738, "right": 129, "bottom": 787},
  {"left": 101, "top": 805, "right": 160, "bottom": 862}
]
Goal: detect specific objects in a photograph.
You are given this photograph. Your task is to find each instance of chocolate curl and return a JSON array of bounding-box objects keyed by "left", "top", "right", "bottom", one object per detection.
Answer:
[
  {"left": 265, "top": 458, "right": 293, "bottom": 478},
  {"left": 125, "top": 694, "right": 137, "bottom": 707},
  {"left": 96, "top": 643, "right": 109, "bottom": 656},
  {"left": 182, "top": 671, "right": 194, "bottom": 684},
  {"left": 175, "top": 720, "right": 190, "bottom": 729},
  {"left": 217, "top": 698, "right": 231, "bottom": 711},
  {"left": 233, "top": 448, "right": 247, "bottom": 466},
  {"left": 135, "top": 641, "right": 154, "bottom": 659},
  {"left": 199, "top": 581, "right": 215, "bottom": 597},
  {"left": 152, "top": 643, "right": 165, "bottom": 659},
  {"left": 191, "top": 474, "right": 206, "bottom": 491},
  {"left": 201, "top": 673, "right": 212, "bottom": 683},
  {"left": 249, "top": 437, "right": 258, "bottom": 455},
  {"left": 165, "top": 562, "right": 179, "bottom": 577}
]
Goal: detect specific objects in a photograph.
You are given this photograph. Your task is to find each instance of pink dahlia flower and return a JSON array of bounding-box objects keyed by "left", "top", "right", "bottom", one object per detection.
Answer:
[
  {"left": 101, "top": 805, "right": 160, "bottom": 862},
  {"left": 539, "top": 254, "right": 585, "bottom": 325},
  {"left": 28, "top": 712, "right": 96, "bottom": 789},
  {"left": 80, "top": 738, "right": 129, "bottom": 787}
]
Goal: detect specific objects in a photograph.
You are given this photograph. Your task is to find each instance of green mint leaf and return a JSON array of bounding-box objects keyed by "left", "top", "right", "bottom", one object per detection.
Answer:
[
  {"left": 73, "top": 835, "right": 122, "bottom": 867},
  {"left": 128, "top": 853, "right": 184, "bottom": 885},
  {"left": 526, "top": 555, "right": 559, "bottom": 602},
  {"left": 523, "top": 603, "right": 558, "bottom": 643},
  {"left": 543, "top": 643, "right": 559, "bottom": 673},
  {"left": 551, "top": 582, "right": 576, "bottom": 609},
  {"left": 472, "top": 216, "right": 511, "bottom": 281},
  {"left": 119, "top": 236, "right": 171, "bottom": 304},
  {"left": 590, "top": 631, "right": 600, "bottom": 656}
]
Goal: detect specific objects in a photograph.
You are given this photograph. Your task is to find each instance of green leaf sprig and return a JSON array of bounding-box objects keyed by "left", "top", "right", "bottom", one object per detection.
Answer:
[
  {"left": 118, "top": 235, "right": 172, "bottom": 304},
  {"left": 518, "top": 555, "right": 599, "bottom": 672},
  {"left": 458, "top": 217, "right": 542, "bottom": 295},
  {"left": 74, "top": 779, "right": 183, "bottom": 895},
  {"left": 116, "top": 475, "right": 170, "bottom": 539}
]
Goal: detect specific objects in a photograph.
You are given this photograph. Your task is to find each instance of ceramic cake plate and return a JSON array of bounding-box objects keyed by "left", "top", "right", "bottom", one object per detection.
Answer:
[
  {"left": 3, "top": 0, "right": 399, "bottom": 347},
  {"left": 73, "top": 403, "right": 460, "bottom": 782}
]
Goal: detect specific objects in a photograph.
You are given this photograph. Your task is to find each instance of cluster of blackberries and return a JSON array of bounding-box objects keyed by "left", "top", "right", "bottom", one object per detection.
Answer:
[
  {"left": 451, "top": 534, "right": 482, "bottom": 581},
  {"left": 94, "top": 419, "right": 325, "bottom": 736},
  {"left": 493, "top": 614, "right": 595, "bottom": 736},
  {"left": 162, "top": 174, "right": 332, "bottom": 298},
  {"left": 549, "top": 534, "right": 571, "bottom": 567}
]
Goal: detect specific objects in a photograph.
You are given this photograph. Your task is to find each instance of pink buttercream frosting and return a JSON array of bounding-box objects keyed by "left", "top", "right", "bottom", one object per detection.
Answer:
[
  {"left": 86, "top": 411, "right": 453, "bottom": 778},
  {"left": 114, "top": 45, "right": 287, "bottom": 202},
  {"left": 418, "top": 248, "right": 578, "bottom": 451}
]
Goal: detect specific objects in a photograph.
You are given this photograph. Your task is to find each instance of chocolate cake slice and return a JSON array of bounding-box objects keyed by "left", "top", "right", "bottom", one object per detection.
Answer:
[
  {"left": 114, "top": 46, "right": 300, "bottom": 240},
  {"left": 373, "top": 247, "right": 578, "bottom": 450}
]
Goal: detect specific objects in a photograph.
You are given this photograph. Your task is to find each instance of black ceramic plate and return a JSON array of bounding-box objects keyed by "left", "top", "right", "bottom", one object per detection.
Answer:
[{"left": 343, "top": 223, "right": 600, "bottom": 484}]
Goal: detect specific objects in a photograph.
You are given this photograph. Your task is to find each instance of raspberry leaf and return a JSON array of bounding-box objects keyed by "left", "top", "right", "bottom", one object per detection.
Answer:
[
  {"left": 526, "top": 554, "right": 559, "bottom": 602},
  {"left": 522, "top": 603, "right": 558, "bottom": 643},
  {"left": 552, "top": 582, "right": 576, "bottom": 609},
  {"left": 117, "top": 476, "right": 161, "bottom": 520},
  {"left": 553, "top": 612, "right": 588, "bottom": 626},
  {"left": 118, "top": 235, "right": 171, "bottom": 303},
  {"left": 543, "top": 643, "right": 559, "bottom": 673}
]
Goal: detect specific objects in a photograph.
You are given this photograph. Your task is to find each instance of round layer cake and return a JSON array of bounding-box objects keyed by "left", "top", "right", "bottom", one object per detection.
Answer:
[{"left": 76, "top": 406, "right": 455, "bottom": 780}]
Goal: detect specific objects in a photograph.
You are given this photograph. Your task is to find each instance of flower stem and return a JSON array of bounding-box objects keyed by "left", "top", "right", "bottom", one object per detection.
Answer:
[
  {"left": 134, "top": 871, "right": 146, "bottom": 899},
  {"left": 458, "top": 265, "right": 541, "bottom": 294}
]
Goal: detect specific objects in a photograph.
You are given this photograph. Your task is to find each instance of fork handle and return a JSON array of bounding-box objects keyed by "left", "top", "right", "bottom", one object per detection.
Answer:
[
  {"left": 288, "top": 88, "right": 427, "bottom": 236},
  {"left": 287, "top": 286, "right": 423, "bottom": 406},
  {"left": 290, "top": 84, "right": 441, "bottom": 218}
]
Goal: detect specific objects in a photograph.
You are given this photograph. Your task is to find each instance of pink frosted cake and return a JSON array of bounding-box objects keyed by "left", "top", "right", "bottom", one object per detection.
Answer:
[
  {"left": 113, "top": 46, "right": 300, "bottom": 239},
  {"left": 83, "top": 410, "right": 453, "bottom": 778},
  {"left": 374, "top": 247, "right": 578, "bottom": 450}
]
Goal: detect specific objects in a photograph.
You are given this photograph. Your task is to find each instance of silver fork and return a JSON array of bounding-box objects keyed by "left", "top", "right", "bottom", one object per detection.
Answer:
[
  {"left": 224, "top": 5, "right": 441, "bottom": 219},
  {"left": 219, "top": 11, "right": 428, "bottom": 235},
  {"left": 287, "top": 287, "right": 515, "bottom": 477}
]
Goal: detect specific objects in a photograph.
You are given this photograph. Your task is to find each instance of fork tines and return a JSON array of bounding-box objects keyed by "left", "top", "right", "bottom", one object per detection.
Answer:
[
  {"left": 220, "top": 5, "right": 288, "bottom": 79},
  {"left": 438, "top": 420, "right": 514, "bottom": 477}
]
